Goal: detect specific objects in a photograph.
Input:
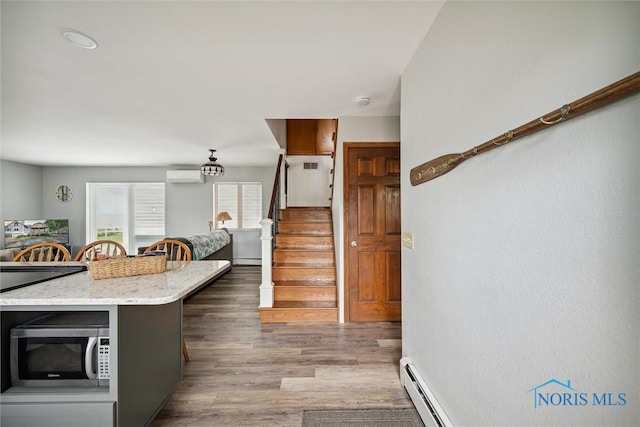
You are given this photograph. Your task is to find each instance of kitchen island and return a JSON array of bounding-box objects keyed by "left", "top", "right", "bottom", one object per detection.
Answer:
[{"left": 0, "top": 260, "right": 230, "bottom": 427}]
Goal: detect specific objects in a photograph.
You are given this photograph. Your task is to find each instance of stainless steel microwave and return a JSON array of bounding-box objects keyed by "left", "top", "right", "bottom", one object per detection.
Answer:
[{"left": 10, "top": 312, "right": 110, "bottom": 387}]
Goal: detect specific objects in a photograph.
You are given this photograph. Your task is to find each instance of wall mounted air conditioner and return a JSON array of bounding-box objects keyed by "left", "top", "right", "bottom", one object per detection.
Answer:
[{"left": 166, "top": 170, "right": 204, "bottom": 184}]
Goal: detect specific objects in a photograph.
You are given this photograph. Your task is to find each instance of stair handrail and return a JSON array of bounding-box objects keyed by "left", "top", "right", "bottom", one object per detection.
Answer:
[
  {"left": 268, "top": 154, "right": 285, "bottom": 220},
  {"left": 329, "top": 122, "right": 338, "bottom": 208},
  {"left": 268, "top": 154, "right": 287, "bottom": 253},
  {"left": 329, "top": 151, "right": 336, "bottom": 208}
]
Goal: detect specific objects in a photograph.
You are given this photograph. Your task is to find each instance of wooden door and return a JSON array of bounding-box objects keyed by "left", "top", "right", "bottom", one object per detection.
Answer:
[{"left": 345, "top": 143, "right": 401, "bottom": 322}]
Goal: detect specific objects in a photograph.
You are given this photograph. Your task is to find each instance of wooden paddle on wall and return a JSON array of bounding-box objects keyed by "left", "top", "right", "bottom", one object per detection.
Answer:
[{"left": 410, "top": 71, "right": 640, "bottom": 186}]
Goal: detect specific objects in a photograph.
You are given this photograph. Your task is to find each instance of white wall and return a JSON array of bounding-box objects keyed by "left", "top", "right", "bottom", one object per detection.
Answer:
[
  {"left": 332, "top": 116, "right": 400, "bottom": 322},
  {"left": 287, "top": 155, "right": 332, "bottom": 207},
  {"left": 401, "top": 1, "right": 638, "bottom": 425}
]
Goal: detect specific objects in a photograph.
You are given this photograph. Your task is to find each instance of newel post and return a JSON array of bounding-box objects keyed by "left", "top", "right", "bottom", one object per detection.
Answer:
[{"left": 259, "top": 218, "right": 274, "bottom": 308}]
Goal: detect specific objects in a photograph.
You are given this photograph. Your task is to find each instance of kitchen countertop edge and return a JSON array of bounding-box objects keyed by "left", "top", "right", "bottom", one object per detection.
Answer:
[{"left": 0, "top": 260, "right": 230, "bottom": 306}]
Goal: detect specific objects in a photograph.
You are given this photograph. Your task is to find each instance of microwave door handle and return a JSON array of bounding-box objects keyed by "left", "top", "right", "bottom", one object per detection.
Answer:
[{"left": 85, "top": 337, "right": 98, "bottom": 380}]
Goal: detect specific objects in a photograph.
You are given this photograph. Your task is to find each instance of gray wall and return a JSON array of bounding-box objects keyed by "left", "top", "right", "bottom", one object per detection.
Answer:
[
  {"left": 2, "top": 159, "right": 275, "bottom": 263},
  {"left": 0, "top": 160, "right": 44, "bottom": 229},
  {"left": 401, "top": 1, "right": 638, "bottom": 425}
]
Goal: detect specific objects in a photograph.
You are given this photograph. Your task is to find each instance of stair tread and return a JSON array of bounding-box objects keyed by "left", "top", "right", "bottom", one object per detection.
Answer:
[
  {"left": 276, "top": 236, "right": 333, "bottom": 239},
  {"left": 275, "top": 249, "right": 334, "bottom": 252},
  {"left": 275, "top": 285, "right": 336, "bottom": 302},
  {"left": 274, "top": 281, "right": 336, "bottom": 287},
  {"left": 274, "top": 264, "right": 335, "bottom": 268},
  {"left": 274, "top": 250, "right": 334, "bottom": 259},
  {"left": 265, "top": 207, "right": 336, "bottom": 324},
  {"left": 276, "top": 246, "right": 333, "bottom": 250},
  {"left": 277, "top": 234, "right": 332, "bottom": 237},
  {"left": 277, "top": 233, "right": 332, "bottom": 237},
  {"left": 279, "top": 219, "right": 331, "bottom": 222},
  {"left": 280, "top": 212, "right": 330, "bottom": 214},
  {"left": 274, "top": 277, "right": 336, "bottom": 283},
  {"left": 278, "top": 227, "right": 331, "bottom": 230},
  {"left": 274, "top": 263, "right": 335, "bottom": 267},
  {"left": 276, "top": 246, "right": 333, "bottom": 249},
  {"left": 277, "top": 238, "right": 332, "bottom": 242},
  {"left": 277, "top": 239, "right": 332, "bottom": 242},
  {"left": 280, "top": 212, "right": 331, "bottom": 221},
  {"left": 272, "top": 301, "right": 337, "bottom": 309}
]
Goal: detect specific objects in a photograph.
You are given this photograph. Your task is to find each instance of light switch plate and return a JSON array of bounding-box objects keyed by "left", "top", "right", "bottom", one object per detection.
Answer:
[{"left": 402, "top": 232, "right": 414, "bottom": 249}]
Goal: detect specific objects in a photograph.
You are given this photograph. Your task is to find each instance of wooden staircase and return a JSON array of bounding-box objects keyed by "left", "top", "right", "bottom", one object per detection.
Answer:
[{"left": 259, "top": 207, "right": 338, "bottom": 323}]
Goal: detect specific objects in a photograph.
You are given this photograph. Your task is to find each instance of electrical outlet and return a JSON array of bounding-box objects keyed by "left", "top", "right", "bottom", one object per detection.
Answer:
[{"left": 402, "top": 232, "right": 414, "bottom": 249}]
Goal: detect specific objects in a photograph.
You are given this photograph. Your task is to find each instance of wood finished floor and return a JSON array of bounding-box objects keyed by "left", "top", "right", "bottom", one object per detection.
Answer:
[{"left": 151, "top": 266, "right": 413, "bottom": 426}]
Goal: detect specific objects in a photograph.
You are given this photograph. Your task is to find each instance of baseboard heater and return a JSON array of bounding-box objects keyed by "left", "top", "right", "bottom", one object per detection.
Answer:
[
  {"left": 234, "top": 258, "right": 261, "bottom": 266},
  {"left": 400, "top": 357, "right": 453, "bottom": 427}
]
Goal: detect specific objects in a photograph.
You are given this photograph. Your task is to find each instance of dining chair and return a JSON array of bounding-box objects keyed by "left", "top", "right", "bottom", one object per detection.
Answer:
[
  {"left": 74, "top": 240, "right": 127, "bottom": 262},
  {"left": 144, "top": 239, "right": 192, "bottom": 262},
  {"left": 144, "top": 238, "right": 192, "bottom": 362},
  {"left": 13, "top": 242, "right": 71, "bottom": 262}
]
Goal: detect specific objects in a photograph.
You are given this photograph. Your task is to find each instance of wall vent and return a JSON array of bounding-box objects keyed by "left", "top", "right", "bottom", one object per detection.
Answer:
[{"left": 303, "top": 162, "right": 318, "bottom": 170}]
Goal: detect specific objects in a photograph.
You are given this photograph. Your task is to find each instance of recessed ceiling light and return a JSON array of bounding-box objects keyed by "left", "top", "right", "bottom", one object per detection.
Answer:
[
  {"left": 60, "top": 29, "right": 98, "bottom": 50},
  {"left": 355, "top": 96, "right": 370, "bottom": 106}
]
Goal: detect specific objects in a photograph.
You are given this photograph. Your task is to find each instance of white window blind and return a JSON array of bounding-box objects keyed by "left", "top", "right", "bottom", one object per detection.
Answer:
[
  {"left": 134, "top": 184, "right": 165, "bottom": 236},
  {"left": 214, "top": 182, "right": 262, "bottom": 229},
  {"left": 241, "top": 183, "right": 262, "bottom": 229},
  {"left": 87, "top": 183, "right": 165, "bottom": 254},
  {"left": 216, "top": 184, "right": 239, "bottom": 229}
]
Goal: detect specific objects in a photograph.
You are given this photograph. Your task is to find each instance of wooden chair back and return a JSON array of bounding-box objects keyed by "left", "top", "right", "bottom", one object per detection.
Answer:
[
  {"left": 144, "top": 239, "right": 192, "bottom": 261},
  {"left": 74, "top": 240, "right": 127, "bottom": 262},
  {"left": 144, "top": 238, "right": 192, "bottom": 363},
  {"left": 13, "top": 242, "right": 71, "bottom": 262}
]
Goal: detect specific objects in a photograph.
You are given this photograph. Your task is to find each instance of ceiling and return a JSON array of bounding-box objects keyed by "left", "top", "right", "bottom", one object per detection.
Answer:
[{"left": 1, "top": 1, "right": 444, "bottom": 168}]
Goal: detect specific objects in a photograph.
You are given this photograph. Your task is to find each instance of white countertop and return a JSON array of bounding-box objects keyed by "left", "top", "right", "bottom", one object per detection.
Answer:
[{"left": 0, "top": 260, "right": 230, "bottom": 306}]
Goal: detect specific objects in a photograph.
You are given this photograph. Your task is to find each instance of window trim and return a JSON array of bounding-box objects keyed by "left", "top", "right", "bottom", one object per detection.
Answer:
[
  {"left": 86, "top": 182, "right": 165, "bottom": 254},
  {"left": 213, "top": 182, "right": 262, "bottom": 230}
]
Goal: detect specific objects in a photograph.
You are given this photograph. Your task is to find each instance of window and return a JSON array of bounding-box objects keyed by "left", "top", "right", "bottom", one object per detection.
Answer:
[
  {"left": 213, "top": 182, "right": 262, "bottom": 229},
  {"left": 86, "top": 183, "right": 165, "bottom": 254}
]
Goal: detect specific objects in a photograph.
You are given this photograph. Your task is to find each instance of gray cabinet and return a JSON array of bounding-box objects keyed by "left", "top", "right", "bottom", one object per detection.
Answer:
[
  {"left": 1, "top": 302, "right": 182, "bottom": 427},
  {"left": 2, "top": 402, "right": 115, "bottom": 427}
]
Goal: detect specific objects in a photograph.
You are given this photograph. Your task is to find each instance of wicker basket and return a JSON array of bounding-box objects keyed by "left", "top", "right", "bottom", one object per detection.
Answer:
[{"left": 89, "top": 256, "right": 167, "bottom": 280}]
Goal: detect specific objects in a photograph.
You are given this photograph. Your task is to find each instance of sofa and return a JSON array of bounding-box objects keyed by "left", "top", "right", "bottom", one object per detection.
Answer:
[
  {"left": 0, "top": 248, "right": 21, "bottom": 261},
  {"left": 138, "top": 229, "right": 233, "bottom": 263}
]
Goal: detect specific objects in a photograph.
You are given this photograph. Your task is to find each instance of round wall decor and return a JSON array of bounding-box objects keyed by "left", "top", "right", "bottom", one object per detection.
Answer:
[{"left": 55, "top": 185, "right": 74, "bottom": 202}]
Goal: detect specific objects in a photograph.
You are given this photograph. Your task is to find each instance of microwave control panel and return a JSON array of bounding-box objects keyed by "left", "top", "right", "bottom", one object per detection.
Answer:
[{"left": 98, "top": 337, "right": 111, "bottom": 379}]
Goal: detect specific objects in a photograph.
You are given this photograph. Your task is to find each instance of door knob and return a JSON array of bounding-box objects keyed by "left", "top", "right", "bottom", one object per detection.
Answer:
[{"left": 350, "top": 241, "right": 358, "bottom": 247}]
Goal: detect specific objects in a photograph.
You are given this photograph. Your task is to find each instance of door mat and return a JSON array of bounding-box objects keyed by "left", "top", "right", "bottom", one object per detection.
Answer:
[{"left": 302, "top": 408, "right": 425, "bottom": 427}]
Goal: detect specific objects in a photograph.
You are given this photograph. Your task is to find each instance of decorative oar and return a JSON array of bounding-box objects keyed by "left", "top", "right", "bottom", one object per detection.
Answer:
[{"left": 410, "top": 71, "right": 640, "bottom": 186}]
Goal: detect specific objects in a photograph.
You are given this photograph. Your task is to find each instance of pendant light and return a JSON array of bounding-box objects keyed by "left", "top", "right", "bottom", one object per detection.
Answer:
[{"left": 200, "top": 149, "right": 225, "bottom": 176}]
